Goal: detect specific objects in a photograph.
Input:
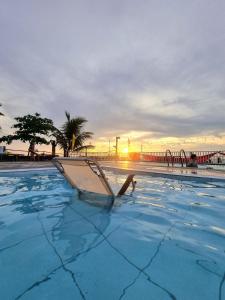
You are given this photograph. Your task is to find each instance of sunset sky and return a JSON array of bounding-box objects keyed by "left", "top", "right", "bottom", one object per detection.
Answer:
[{"left": 1, "top": 0, "right": 225, "bottom": 153}]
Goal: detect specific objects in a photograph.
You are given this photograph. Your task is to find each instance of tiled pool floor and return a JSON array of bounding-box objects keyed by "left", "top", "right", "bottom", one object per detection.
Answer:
[{"left": 0, "top": 170, "right": 225, "bottom": 300}]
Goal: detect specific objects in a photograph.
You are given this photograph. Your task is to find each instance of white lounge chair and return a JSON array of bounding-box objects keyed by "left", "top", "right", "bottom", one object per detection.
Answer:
[{"left": 53, "top": 157, "right": 136, "bottom": 207}]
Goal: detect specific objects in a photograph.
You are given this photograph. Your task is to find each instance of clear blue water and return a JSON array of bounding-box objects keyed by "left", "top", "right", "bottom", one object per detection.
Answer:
[{"left": 0, "top": 170, "right": 225, "bottom": 300}]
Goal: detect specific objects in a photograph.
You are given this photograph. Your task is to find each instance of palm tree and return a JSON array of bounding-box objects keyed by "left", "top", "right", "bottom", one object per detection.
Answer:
[{"left": 53, "top": 111, "right": 94, "bottom": 157}]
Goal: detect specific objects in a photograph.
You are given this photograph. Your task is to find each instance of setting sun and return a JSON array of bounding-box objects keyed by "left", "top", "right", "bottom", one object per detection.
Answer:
[{"left": 122, "top": 147, "right": 129, "bottom": 153}]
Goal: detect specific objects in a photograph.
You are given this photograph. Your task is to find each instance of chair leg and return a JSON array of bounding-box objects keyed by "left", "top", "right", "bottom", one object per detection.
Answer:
[{"left": 117, "top": 174, "right": 135, "bottom": 196}]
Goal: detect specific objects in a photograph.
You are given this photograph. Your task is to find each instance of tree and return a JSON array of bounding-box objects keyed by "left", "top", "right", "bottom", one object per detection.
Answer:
[
  {"left": 52, "top": 111, "right": 93, "bottom": 157},
  {"left": 0, "top": 113, "right": 54, "bottom": 155},
  {"left": 50, "top": 140, "right": 57, "bottom": 157}
]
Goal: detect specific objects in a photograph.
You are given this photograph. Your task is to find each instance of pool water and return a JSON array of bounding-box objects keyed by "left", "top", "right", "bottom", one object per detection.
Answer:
[{"left": 0, "top": 170, "right": 225, "bottom": 300}]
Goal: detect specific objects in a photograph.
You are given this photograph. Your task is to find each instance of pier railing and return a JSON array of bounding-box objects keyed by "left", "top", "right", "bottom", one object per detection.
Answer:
[
  {"left": 75, "top": 150, "right": 225, "bottom": 165},
  {"left": 129, "top": 150, "right": 225, "bottom": 165},
  {"left": 1, "top": 148, "right": 225, "bottom": 165}
]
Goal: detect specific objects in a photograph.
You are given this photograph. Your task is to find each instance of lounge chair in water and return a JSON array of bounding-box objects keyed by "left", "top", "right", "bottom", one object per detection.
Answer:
[{"left": 52, "top": 157, "right": 136, "bottom": 207}]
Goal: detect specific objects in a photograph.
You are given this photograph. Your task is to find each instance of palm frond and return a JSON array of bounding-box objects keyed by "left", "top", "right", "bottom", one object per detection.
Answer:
[
  {"left": 65, "top": 111, "right": 70, "bottom": 122},
  {"left": 71, "top": 132, "right": 93, "bottom": 151},
  {"left": 74, "top": 145, "right": 95, "bottom": 152}
]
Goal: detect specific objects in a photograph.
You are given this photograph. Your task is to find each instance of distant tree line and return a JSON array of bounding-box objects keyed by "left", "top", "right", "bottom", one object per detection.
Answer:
[{"left": 0, "top": 110, "right": 93, "bottom": 157}]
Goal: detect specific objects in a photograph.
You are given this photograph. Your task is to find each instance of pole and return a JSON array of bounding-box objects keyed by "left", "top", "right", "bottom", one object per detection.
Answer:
[
  {"left": 116, "top": 136, "right": 120, "bottom": 157},
  {"left": 109, "top": 140, "right": 111, "bottom": 156}
]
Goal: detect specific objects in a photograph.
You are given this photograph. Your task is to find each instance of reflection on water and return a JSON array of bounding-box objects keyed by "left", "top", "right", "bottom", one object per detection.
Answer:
[
  {"left": 0, "top": 171, "right": 112, "bottom": 258},
  {"left": 77, "top": 190, "right": 114, "bottom": 209},
  {"left": 49, "top": 197, "right": 111, "bottom": 261}
]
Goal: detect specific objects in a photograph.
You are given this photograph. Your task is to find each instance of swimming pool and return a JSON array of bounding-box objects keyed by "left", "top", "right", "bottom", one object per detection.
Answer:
[{"left": 0, "top": 169, "right": 224, "bottom": 300}]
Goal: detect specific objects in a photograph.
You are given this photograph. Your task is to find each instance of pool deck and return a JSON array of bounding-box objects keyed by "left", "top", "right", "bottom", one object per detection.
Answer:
[
  {"left": 100, "top": 161, "right": 225, "bottom": 182},
  {"left": 1, "top": 160, "right": 225, "bottom": 181}
]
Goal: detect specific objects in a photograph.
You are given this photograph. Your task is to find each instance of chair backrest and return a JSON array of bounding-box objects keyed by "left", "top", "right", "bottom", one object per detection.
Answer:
[{"left": 53, "top": 157, "right": 114, "bottom": 197}]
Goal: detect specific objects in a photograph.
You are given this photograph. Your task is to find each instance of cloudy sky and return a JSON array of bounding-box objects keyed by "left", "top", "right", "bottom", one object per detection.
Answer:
[{"left": 0, "top": 0, "right": 225, "bottom": 152}]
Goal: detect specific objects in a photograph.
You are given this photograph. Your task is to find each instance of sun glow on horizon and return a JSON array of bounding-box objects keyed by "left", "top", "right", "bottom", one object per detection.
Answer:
[{"left": 122, "top": 147, "right": 129, "bottom": 153}]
